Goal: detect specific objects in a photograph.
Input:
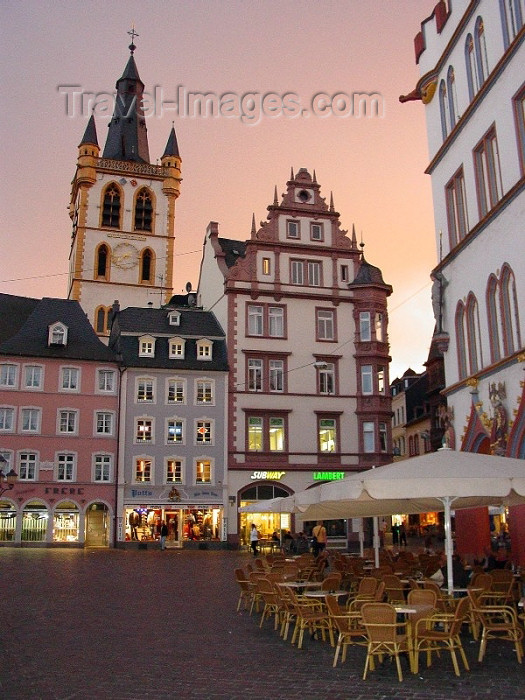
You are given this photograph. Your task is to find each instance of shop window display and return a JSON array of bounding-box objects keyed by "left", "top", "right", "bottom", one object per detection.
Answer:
[
  {"left": 0, "top": 501, "right": 16, "bottom": 540},
  {"left": 53, "top": 501, "right": 80, "bottom": 542},
  {"left": 21, "top": 501, "right": 48, "bottom": 541},
  {"left": 125, "top": 506, "right": 222, "bottom": 544}
]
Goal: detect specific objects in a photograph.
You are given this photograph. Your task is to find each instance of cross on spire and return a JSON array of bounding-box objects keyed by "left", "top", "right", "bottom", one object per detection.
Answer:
[{"left": 127, "top": 25, "right": 139, "bottom": 53}]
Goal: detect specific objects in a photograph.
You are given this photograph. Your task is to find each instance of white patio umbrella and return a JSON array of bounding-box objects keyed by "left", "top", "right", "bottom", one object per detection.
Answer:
[{"left": 359, "top": 448, "right": 525, "bottom": 592}]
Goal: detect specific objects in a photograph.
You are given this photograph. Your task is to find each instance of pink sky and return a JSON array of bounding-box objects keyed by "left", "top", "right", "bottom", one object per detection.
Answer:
[{"left": 0, "top": 0, "right": 438, "bottom": 379}]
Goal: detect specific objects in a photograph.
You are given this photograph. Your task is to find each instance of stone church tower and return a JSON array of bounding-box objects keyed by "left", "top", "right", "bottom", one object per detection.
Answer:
[{"left": 67, "top": 39, "right": 181, "bottom": 337}]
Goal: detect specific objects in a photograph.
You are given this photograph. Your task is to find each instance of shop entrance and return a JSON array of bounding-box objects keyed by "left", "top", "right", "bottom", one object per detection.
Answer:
[
  {"left": 165, "top": 508, "right": 183, "bottom": 548},
  {"left": 85, "top": 503, "right": 110, "bottom": 547}
]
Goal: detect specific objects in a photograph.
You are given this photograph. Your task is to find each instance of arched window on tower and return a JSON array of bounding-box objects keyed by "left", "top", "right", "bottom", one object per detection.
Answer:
[
  {"left": 140, "top": 249, "right": 154, "bottom": 283},
  {"left": 486, "top": 274, "right": 501, "bottom": 363},
  {"left": 500, "top": 264, "right": 521, "bottom": 355},
  {"left": 466, "top": 293, "right": 482, "bottom": 374},
  {"left": 134, "top": 188, "right": 153, "bottom": 232},
  {"left": 95, "top": 305, "right": 113, "bottom": 335},
  {"left": 101, "top": 184, "right": 121, "bottom": 228},
  {"left": 96, "top": 244, "right": 109, "bottom": 279},
  {"left": 455, "top": 301, "right": 467, "bottom": 380}
]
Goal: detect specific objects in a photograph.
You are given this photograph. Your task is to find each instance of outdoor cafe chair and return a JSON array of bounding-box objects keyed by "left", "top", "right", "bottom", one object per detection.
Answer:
[
  {"left": 257, "top": 577, "right": 283, "bottom": 631},
  {"left": 287, "top": 587, "right": 334, "bottom": 649},
  {"left": 468, "top": 591, "right": 524, "bottom": 664},
  {"left": 413, "top": 595, "right": 471, "bottom": 677},
  {"left": 383, "top": 574, "right": 406, "bottom": 604},
  {"left": 321, "top": 572, "right": 342, "bottom": 592},
  {"left": 325, "top": 594, "right": 367, "bottom": 667},
  {"left": 349, "top": 581, "right": 385, "bottom": 614},
  {"left": 234, "top": 568, "right": 254, "bottom": 612},
  {"left": 361, "top": 602, "right": 410, "bottom": 682},
  {"left": 489, "top": 569, "right": 516, "bottom": 605}
]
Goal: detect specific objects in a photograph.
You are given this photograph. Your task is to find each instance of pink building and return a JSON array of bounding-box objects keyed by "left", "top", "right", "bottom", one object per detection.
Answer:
[{"left": 0, "top": 295, "right": 119, "bottom": 546}]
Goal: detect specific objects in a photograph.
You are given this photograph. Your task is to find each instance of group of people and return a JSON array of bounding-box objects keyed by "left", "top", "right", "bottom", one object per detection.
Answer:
[{"left": 248, "top": 520, "right": 329, "bottom": 557}]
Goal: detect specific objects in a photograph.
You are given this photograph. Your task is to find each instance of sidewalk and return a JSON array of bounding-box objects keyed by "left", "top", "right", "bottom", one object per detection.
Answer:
[{"left": 1, "top": 548, "right": 523, "bottom": 699}]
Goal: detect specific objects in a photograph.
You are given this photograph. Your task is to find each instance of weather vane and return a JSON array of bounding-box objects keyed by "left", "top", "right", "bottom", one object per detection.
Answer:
[{"left": 128, "top": 25, "right": 139, "bottom": 53}]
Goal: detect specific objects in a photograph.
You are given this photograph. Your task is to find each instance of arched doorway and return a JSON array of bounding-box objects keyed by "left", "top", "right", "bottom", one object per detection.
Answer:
[
  {"left": 85, "top": 503, "right": 110, "bottom": 547},
  {"left": 53, "top": 501, "right": 80, "bottom": 543},
  {"left": 0, "top": 499, "right": 17, "bottom": 542},
  {"left": 21, "top": 501, "right": 48, "bottom": 542}
]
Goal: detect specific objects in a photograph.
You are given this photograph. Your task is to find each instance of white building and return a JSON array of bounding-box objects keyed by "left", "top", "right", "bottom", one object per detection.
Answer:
[{"left": 403, "top": 0, "right": 524, "bottom": 561}]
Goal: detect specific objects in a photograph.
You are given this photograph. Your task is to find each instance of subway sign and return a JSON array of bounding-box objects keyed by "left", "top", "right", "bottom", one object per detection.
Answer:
[
  {"left": 250, "top": 471, "right": 286, "bottom": 480},
  {"left": 312, "top": 471, "right": 345, "bottom": 481}
]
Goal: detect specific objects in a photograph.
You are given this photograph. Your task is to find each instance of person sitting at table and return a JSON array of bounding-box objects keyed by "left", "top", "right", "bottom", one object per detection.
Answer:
[
  {"left": 282, "top": 530, "right": 294, "bottom": 553},
  {"left": 430, "top": 552, "right": 470, "bottom": 588},
  {"left": 295, "top": 531, "right": 309, "bottom": 555}
]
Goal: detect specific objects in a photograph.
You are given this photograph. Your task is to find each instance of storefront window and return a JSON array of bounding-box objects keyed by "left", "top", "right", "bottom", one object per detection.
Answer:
[
  {"left": 124, "top": 506, "right": 223, "bottom": 544},
  {"left": 53, "top": 501, "right": 79, "bottom": 542},
  {"left": 21, "top": 501, "right": 48, "bottom": 541},
  {"left": 239, "top": 483, "right": 291, "bottom": 545},
  {"left": 0, "top": 501, "right": 16, "bottom": 541}
]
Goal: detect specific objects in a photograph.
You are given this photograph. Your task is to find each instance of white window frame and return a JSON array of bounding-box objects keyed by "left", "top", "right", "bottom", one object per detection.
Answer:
[
  {"left": 195, "top": 458, "right": 213, "bottom": 484},
  {"left": 268, "top": 307, "right": 284, "bottom": 337},
  {"left": 287, "top": 220, "right": 300, "bottom": 239},
  {"left": 97, "top": 368, "right": 116, "bottom": 394},
  {"left": 359, "top": 312, "right": 371, "bottom": 341},
  {"left": 196, "top": 379, "right": 214, "bottom": 404},
  {"left": 58, "top": 409, "right": 78, "bottom": 435},
  {"left": 166, "top": 418, "right": 184, "bottom": 444},
  {"left": 19, "top": 451, "right": 37, "bottom": 480},
  {"left": 136, "top": 377, "right": 155, "bottom": 403},
  {"left": 318, "top": 363, "right": 335, "bottom": 395},
  {"left": 139, "top": 335, "right": 156, "bottom": 357},
  {"left": 196, "top": 339, "right": 213, "bottom": 360},
  {"left": 24, "top": 365, "right": 43, "bottom": 390},
  {"left": 166, "top": 457, "right": 183, "bottom": 484},
  {"left": 361, "top": 365, "right": 373, "bottom": 395},
  {"left": 135, "top": 418, "right": 154, "bottom": 443},
  {"left": 61, "top": 366, "right": 80, "bottom": 392},
  {"left": 0, "top": 407, "right": 15, "bottom": 432},
  {"left": 93, "top": 453, "right": 112, "bottom": 482},
  {"left": 95, "top": 411, "right": 114, "bottom": 436},
  {"left": 135, "top": 457, "right": 152, "bottom": 483},
  {"left": 169, "top": 337, "right": 185, "bottom": 359},
  {"left": 56, "top": 453, "right": 76, "bottom": 481},
  {"left": 310, "top": 222, "right": 324, "bottom": 241},
  {"left": 195, "top": 419, "right": 213, "bottom": 445},
  {"left": 363, "top": 421, "right": 375, "bottom": 453},
  {"left": 167, "top": 378, "right": 185, "bottom": 404},
  {"left": 21, "top": 407, "right": 41, "bottom": 433},
  {"left": 317, "top": 309, "right": 335, "bottom": 340},
  {"left": 247, "top": 305, "right": 264, "bottom": 336},
  {"left": 0, "top": 363, "right": 18, "bottom": 388},
  {"left": 49, "top": 322, "right": 68, "bottom": 346}
]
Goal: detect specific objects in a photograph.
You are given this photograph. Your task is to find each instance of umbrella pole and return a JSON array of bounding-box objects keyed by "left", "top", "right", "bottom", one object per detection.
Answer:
[
  {"left": 373, "top": 517, "right": 380, "bottom": 568},
  {"left": 359, "top": 518, "right": 364, "bottom": 557},
  {"left": 442, "top": 496, "right": 454, "bottom": 595}
]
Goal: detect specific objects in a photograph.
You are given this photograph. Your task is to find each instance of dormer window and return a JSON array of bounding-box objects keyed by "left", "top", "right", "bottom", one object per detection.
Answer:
[
  {"left": 196, "top": 338, "right": 213, "bottom": 361},
  {"left": 49, "top": 322, "right": 68, "bottom": 346},
  {"left": 168, "top": 311, "right": 181, "bottom": 326},
  {"left": 139, "top": 335, "right": 156, "bottom": 357},
  {"left": 169, "top": 337, "right": 185, "bottom": 359}
]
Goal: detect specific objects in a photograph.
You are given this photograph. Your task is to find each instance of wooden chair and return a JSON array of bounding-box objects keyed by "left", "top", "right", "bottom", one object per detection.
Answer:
[
  {"left": 325, "top": 594, "right": 367, "bottom": 667},
  {"left": 234, "top": 568, "right": 253, "bottom": 612},
  {"left": 413, "top": 596, "right": 471, "bottom": 676},
  {"left": 407, "top": 588, "right": 438, "bottom": 629},
  {"left": 287, "top": 587, "right": 334, "bottom": 649},
  {"left": 383, "top": 574, "right": 406, "bottom": 604},
  {"left": 321, "top": 572, "right": 342, "bottom": 592},
  {"left": 361, "top": 602, "right": 410, "bottom": 682},
  {"left": 257, "top": 577, "right": 283, "bottom": 631},
  {"left": 489, "top": 569, "right": 516, "bottom": 605},
  {"left": 469, "top": 591, "right": 524, "bottom": 664}
]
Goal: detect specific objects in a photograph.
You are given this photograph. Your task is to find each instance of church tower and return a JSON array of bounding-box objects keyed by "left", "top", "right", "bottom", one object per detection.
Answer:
[{"left": 67, "top": 35, "right": 182, "bottom": 337}]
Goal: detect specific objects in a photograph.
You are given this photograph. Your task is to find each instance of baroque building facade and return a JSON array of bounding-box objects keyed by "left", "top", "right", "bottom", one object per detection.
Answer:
[{"left": 197, "top": 168, "right": 393, "bottom": 548}]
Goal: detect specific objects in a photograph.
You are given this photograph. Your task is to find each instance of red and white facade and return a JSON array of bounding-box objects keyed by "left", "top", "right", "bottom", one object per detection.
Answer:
[{"left": 197, "top": 168, "right": 392, "bottom": 547}]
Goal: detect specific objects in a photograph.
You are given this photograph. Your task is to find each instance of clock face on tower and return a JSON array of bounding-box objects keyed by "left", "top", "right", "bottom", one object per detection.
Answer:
[{"left": 112, "top": 242, "right": 139, "bottom": 269}]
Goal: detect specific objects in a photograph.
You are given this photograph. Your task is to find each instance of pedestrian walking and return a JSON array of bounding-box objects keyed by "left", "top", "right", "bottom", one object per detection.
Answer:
[
  {"left": 160, "top": 521, "right": 168, "bottom": 550},
  {"left": 249, "top": 523, "right": 259, "bottom": 557}
]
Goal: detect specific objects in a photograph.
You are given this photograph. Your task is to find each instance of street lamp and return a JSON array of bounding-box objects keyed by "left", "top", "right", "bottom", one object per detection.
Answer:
[{"left": 0, "top": 456, "right": 18, "bottom": 497}]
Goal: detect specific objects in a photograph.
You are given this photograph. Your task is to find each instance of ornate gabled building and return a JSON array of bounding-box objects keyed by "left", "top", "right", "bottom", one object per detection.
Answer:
[
  {"left": 67, "top": 41, "right": 181, "bottom": 338},
  {"left": 404, "top": 1, "right": 525, "bottom": 563},
  {"left": 197, "top": 168, "right": 392, "bottom": 548}
]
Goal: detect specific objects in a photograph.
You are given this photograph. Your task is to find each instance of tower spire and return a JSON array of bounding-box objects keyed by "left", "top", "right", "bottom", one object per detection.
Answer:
[{"left": 102, "top": 29, "right": 150, "bottom": 163}]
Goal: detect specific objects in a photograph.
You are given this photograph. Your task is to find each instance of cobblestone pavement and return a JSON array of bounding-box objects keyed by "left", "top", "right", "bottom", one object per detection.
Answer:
[{"left": 1, "top": 548, "right": 524, "bottom": 700}]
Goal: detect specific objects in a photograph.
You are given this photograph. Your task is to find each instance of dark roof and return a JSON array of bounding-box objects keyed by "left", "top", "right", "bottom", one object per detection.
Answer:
[
  {"left": 218, "top": 237, "right": 247, "bottom": 268},
  {"left": 0, "top": 294, "right": 40, "bottom": 343},
  {"left": 109, "top": 306, "right": 228, "bottom": 371},
  {"left": 102, "top": 53, "right": 150, "bottom": 163},
  {"left": 162, "top": 126, "right": 180, "bottom": 158},
  {"left": 79, "top": 114, "right": 99, "bottom": 147},
  {"left": 349, "top": 257, "right": 390, "bottom": 288},
  {"left": 0, "top": 295, "right": 116, "bottom": 362}
]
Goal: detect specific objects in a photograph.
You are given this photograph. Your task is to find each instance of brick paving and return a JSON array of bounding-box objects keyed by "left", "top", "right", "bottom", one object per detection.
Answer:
[{"left": 0, "top": 548, "right": 524, "bottom": 700}]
